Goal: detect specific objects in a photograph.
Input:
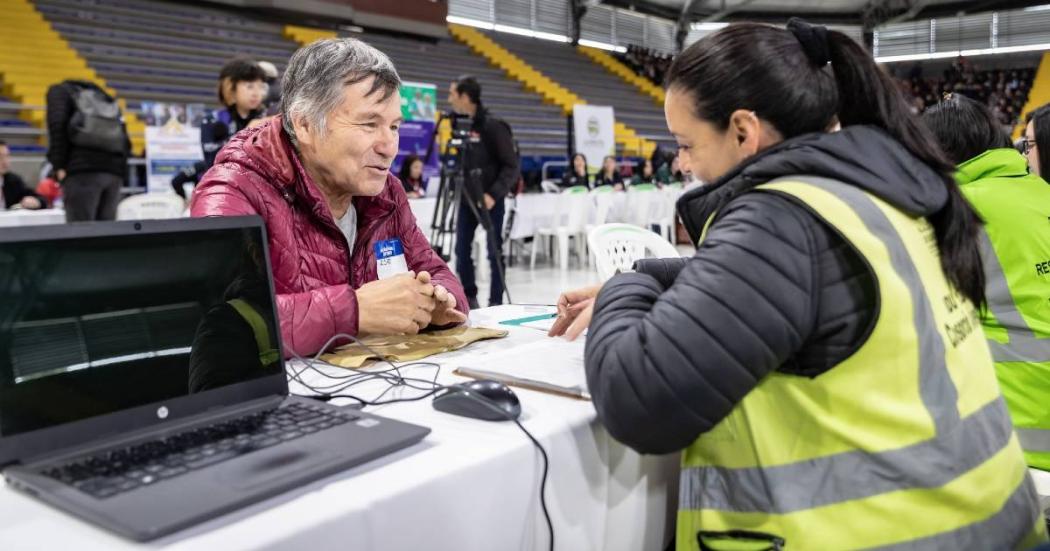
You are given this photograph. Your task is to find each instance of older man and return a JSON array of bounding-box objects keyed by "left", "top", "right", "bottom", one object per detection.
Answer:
[{"left": 191, "top": 38, "right": 468, "bottom": 357}]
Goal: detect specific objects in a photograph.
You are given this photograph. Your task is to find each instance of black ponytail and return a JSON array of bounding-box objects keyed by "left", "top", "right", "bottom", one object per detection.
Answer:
[
  {"left": 824, "top": 29, "right": 985, "bottom": 309},
  {"left": 665, "top": 21, "right": 985, "bottom": 308}
]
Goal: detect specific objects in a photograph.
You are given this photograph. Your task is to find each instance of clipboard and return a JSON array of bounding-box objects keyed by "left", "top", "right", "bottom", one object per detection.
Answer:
[
  {"left": 454, "top": 367, "right": 591, "bottom": 401},
  {"left": 453, "top": 338, "right": 590, "bottom": 401}
]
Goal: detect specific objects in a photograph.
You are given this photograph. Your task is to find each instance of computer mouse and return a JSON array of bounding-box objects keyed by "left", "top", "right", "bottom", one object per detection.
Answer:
[{"left": 432, "top": 379, "right": 522, "bottom": 421}]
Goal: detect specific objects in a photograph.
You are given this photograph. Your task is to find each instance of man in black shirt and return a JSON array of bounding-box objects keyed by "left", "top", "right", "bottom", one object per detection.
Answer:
[
  {"left": 0, "top": 140, "right": 44, "bottom": 210},
  {"left": 448, "top": 75, "right": 519, "bottom": 308}
]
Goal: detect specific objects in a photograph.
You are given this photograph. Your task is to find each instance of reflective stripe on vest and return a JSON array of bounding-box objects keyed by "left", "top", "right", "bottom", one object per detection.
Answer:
[
  {"left": 677, "top": 176, "right": 1043, "bottom": 550},
  {"left": 228, "top": 298, "right": 280, "bottom": 367},
  {"left": 979, "top": 228, "right": 1050, "bottom": 363}
]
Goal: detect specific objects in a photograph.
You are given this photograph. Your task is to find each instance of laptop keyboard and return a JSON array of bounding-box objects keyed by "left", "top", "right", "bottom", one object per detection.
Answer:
[{"left": 41, "top": 403, "right": 359, "bottom": 499}]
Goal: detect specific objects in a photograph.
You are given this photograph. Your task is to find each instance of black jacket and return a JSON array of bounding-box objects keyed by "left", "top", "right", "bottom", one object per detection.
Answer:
[
  {"left": 561, "top": 170, "right": 590, "bottom": 188},
  {"left": 187, "top": 276, "right": 278, "bottom": 393},
  {"left": 172, "top": 107, "right": 263, "bottom": 198},
  {"left": 594, "top": 171, "right": 624, "bottom": 188},
  {"left": 45, "top": 80, "right": 129, "bottom": 177},
  {"left": 585, "top": 125, "right": 950, "bottom": 454},
  {"left": 463, "top": 105, "right": 518, "bottom": 200},
  {"left": 2, "top": 172, "right": 45, "bottom": 209}
]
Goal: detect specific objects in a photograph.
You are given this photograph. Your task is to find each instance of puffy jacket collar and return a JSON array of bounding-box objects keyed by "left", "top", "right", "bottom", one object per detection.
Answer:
[
  {"left": 217, "top": 116, "right": 398, "bottom": 230},
  {"left": 955, "top": 148, "right": 1030, "bottom": 187},
  {"left": 676, "top": 125, "right": 949, "bottom": 243}
]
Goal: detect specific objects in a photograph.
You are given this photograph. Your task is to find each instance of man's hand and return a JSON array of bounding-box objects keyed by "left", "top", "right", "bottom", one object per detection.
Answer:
[
  {"left": 19, "top": 196, "right": 42, "bottom": 210},
  {"left": 483, "top": 193, "right": 495, "bottom": 211},
  {"left": 549, "top": 284, "right": 602, "bottom": 341},
  {"left": 356, "top": 272, "right": 437, "bottom": 336},
  {"left": 417, "top": 271, "right": 467, "bottom": 327}
]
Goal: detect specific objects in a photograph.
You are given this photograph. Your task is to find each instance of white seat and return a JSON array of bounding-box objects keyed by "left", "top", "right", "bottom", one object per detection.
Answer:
[
  {"left": 530, "top": 196, "right": 562, "bottom": 270},
  {"left": 540, "top": 180, "right": 561, "bottom": 193},
  {"left": 554, "top": 192, "right": 592, "bottom": 269},
  {"left": 627, "top": 186, "right": 655, "bottom": 229},
  {"left": 116, "top": 193, "right": 186, "bottom": 221},
  {"left": 584, "top": 188, "right": 617, "bottom": 267},
  {"left": 530, "top": 186, "right": 587, "bottom": 269},
  {"left": 588, "top": 223, "right": 680, "bottom": 281},
  {"left": 653, "top": 187, "right": 680, "bottom": 245}
]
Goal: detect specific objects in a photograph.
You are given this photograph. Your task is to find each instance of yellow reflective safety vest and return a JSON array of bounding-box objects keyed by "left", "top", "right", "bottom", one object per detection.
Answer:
[
  {"left": 679, "top": 176, "right": 1045, "bottom": 551},
  {"left": 228, "top": 298, "right": 280, "bottom": 368},
  {"left": 957, "top": 148, "right": 1050, "bottom": 472}
]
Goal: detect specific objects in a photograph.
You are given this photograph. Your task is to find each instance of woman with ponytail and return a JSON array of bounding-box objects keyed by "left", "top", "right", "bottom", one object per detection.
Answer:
[{"left": 550, "top": 19, "right": 1045, "bottom": 550}]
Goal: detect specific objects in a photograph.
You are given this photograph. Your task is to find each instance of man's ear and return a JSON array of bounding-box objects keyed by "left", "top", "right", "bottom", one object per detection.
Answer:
[{"left": 292, "top": 115, "right": 313, "bottom": 148}]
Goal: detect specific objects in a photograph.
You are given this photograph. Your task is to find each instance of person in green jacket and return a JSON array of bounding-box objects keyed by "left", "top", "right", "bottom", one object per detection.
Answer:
[{"left": 925, "top": 93, "right": 1050, "bottom": 471}]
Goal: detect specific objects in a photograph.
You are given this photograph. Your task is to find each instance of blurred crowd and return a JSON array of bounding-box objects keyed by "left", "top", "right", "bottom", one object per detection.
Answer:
[
  {"left": 897, "top": 56, "right": 1035, "bottom": 130},
  {"left": 617, "top": 45, "right": 673, "bottom": 86}
]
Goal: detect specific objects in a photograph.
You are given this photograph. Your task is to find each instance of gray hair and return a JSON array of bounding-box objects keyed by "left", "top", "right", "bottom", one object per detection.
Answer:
[{"left": 280, "top": 38, "right": 400, "bottom": 146}]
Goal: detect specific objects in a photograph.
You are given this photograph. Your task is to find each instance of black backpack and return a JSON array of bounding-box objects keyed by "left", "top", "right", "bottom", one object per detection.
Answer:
[{"left": 67, "top": 83, "right": 127, "bottom": 154}]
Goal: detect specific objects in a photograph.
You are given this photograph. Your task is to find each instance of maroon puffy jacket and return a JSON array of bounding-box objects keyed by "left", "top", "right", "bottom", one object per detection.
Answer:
[{"left": 190, "top": 117, "right": 468, "bottom": 357}]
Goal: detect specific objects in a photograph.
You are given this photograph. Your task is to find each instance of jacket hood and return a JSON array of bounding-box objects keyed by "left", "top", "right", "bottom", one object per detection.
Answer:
[
  {"left": 955, "top": 148, "right": 1030, "bottom": 186},
  {"left": 677, "top": 125, "right": 950, "bottom": 242}
]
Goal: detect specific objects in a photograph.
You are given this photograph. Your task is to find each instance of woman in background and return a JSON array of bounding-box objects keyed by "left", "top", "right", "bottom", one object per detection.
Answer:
[
  {"left": 594, "top": 155, "right": 624, "bottom": 190},
  {"left": 561, "top": 153, "right": 590, "bottom": 188},
  {"left": 398, "top": 154, "right": 426, "bottom": 198}
]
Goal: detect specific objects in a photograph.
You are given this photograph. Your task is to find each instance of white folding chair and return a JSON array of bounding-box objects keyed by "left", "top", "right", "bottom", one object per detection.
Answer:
[
  {"left": 585, "top": 188, "right": 617, "bottom": 266},
  {"left": 530, "top": 186, "right": 587, "bottom": 269},
  {"left": 653, "top": 187, "right": 679, "bottom": 245},
  {"left": 116, "top": 193, "right": 186, "bottom": 221},
  {"left": 555, "top": 191, "right": 592, "bottom": 269},
  {"left": 588, "top": 223, "right": 680, "bottom": 281},
  {"left": 627, "top": 185, "right": 656, "bottom": 229},
  {"left": 540, "top": 180, "right": 561, "bottom": 193}
]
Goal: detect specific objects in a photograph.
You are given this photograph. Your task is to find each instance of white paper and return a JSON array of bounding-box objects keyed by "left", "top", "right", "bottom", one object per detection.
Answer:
[{"left": 458, "top": 338, "right": 587, "bottom": 391}]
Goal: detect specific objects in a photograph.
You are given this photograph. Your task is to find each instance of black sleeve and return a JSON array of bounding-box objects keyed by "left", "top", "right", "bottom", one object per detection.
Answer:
[
  {"left": 486, "top": 120, "right": 518, "bottom": 199},
  {"left": 584, "top": 192, "right": 819, "bottom": 454},
  {"left": 187, "top": 305, "right": 263, "bottom": 393},
  {"left": 45, "top": 84, "right": 73, "bottom": 171},
  {"left": 2, "top": 174, "right": 44, "bottom": 209},
  {"left": 633, "top": 258, "right": 687, "bottom": 289}
]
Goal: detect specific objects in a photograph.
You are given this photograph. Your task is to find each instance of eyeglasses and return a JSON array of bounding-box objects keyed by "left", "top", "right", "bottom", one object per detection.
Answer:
[{"left": 1024, "top": 139, "right": 1038, "bottom": 155}]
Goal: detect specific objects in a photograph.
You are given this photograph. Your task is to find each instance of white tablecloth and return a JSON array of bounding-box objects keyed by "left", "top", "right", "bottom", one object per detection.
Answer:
[
  {"left": 0, "top": 208, "right": 65, "bottom": 227},
  {"left": 0, "top": 305, "right": 678, "bottom": 551},
  {"left": 409, "top": 190, "right": 682, "bottom": 243}
]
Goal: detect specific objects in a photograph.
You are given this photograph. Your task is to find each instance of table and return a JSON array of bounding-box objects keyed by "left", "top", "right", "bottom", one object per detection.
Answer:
[
  {"left": 0, "top": 208, "right": 65, "bottom": 227},
  {"left": 0, "top": 305, "right": 679, "bottom": 551},
  {"left": 409, "top": 190, "right": 682, "bottom": 243}
]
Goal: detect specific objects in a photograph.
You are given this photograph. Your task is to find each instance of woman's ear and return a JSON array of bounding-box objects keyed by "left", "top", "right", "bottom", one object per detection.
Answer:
[
  {"left": 728, "top": 109, "right": 761, "bottom": 156},
  {"left": 729, "top": 109, "right": 783, "bottom": 155},
  {"left": 220, "top": 78, "right": 234, "bottom": 106}
]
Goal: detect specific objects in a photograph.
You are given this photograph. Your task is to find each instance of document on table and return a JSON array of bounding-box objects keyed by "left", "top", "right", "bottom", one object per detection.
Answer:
[{"left": 455, "top": 337, "right": 590, "bottom": 400}]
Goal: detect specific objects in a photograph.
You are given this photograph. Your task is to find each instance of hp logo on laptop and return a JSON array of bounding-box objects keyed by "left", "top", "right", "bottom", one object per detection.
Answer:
[{"left": 156, "top": 406, "right": 169, "bottom": 420}]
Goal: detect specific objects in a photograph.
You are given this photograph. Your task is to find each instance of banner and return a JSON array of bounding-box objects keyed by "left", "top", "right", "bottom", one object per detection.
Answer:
[
  {"left": 141, "top": 102, "right": 206, "bottom": 194},
  {"left": 395, "top": 81, "right": 440, "bottom": 183},
  {"left": 572, "top": 104, "right": 616, "bottom": 173}
]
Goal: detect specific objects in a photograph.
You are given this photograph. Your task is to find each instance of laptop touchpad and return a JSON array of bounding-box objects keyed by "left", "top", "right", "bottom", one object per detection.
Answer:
[{"left": 220, "top": 449, "right": 336, "bottom": 490}]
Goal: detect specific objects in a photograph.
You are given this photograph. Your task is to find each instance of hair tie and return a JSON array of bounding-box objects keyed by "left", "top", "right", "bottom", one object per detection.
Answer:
[{"left": 787, "top": 18, "right": 831, "bottom": 67}]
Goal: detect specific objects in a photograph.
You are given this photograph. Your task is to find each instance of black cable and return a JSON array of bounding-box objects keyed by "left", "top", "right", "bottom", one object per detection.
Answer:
[{"left": 286, "top": 333, "right": 554, "bottom": 551}]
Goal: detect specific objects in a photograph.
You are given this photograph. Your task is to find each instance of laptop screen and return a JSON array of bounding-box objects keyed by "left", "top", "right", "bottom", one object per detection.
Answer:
[{"left": 0, "top": 223, "right": 282, "bottom": 438}]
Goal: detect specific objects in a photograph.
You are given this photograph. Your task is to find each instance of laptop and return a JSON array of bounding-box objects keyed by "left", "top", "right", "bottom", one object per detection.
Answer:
[{"left": 0, "top": 216, "right": 430, "bottom": 541}]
